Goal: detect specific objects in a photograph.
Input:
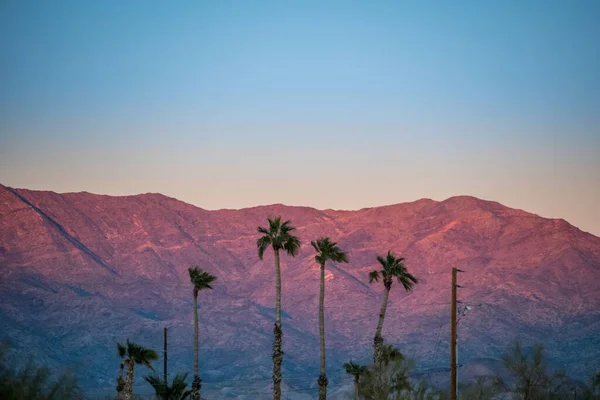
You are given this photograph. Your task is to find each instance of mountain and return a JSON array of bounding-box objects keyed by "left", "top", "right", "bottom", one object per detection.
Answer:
[{"left": 1, "top": 183, "right": 599, "bottom": 398}]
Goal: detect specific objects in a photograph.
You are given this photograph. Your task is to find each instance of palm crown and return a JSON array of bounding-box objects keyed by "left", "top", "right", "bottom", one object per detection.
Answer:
[
  {"left": 144, "top": 372, "right": 193, "bottom": 400},
  {"left": 188, "top": 267, "right": 217, "bottom": 295},
  {"left": 344, "top": 361, "right": 367, "bottom": 378},
  {"left": 311, "top": 237, "right": 348, "bottom": 265},
  {"left": 257, "top": 216, "right": 301, "bottom": 259},
  {"left": 369, "top": 251, "right": 417, "bottom": 290},
  {"left": 117, "top": 340, "right": 158, "bottom": 370}
]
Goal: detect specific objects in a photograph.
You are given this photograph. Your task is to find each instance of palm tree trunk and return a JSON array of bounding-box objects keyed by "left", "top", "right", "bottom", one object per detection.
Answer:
[
  {"left": 353, "top": 375, "right": 359, "bottom": 400},
  {"left": 373, "top": 284, "right": 391, "bottom": 367},
  {"left": 115, "top": 362, "right": 125, "bottom": 400},
  {"left": 124, "top": 361, "right": 134, "bottom": 400},
  {"left": 318, "top": 261, "right": 328, "bottom": 400},
  {"left": 273, "top": 248, "right": 283, "bottom": 400},
  {"left": 192, "top": 291, "right": 201, "bottom": 400}
]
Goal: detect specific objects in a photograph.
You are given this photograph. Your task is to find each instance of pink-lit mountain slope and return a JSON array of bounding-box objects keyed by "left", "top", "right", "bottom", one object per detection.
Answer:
[{"left": 1, "top": 183, "right": 599, "bottom": 398}]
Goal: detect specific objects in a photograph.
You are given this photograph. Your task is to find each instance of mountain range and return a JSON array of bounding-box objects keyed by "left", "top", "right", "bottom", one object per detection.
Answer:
[{"left": 1, "top": 183, "right": 599, "bottom": 399}]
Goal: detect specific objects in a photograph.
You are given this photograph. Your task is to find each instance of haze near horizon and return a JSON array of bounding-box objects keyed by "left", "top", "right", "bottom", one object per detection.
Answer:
[{"left": 1, "top": 0, "right": 599, "bottom": 235}]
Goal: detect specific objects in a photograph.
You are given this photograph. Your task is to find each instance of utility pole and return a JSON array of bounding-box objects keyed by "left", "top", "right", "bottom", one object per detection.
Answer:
[
  {"left": 164, "top": 327, "right": 168, "bottom": 384},
  {"left": 451, "top": 268, "right": 457, "bottom": 400},
  {"left": 451, "top": 268, "right": 465, "bottom": 400}
]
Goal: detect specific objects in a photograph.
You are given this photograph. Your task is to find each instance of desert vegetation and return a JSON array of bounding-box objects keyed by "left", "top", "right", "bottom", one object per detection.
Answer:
[{"left": 2, "top": 215, "right": 599, "bottom": 400}]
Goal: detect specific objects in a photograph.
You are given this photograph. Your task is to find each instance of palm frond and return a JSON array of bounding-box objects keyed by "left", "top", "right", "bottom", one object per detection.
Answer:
[
  {"left": 344, "top": 361, "right": 367, "bottom": 377},
  {"left": 283, "top": 234, "right": 300, "bottom": 257},
  {"left": 280, "top": 219, "right": 296, "bottom": 234},
  {"left": 257, "top": 217, "right": 300, "bottom": 256},
  {"left": 368, "top": 270, "right": 380, "bottom": 283},
  {"left": 256, "top": 236, "right": 272, "bottom": 260},
  {"left": 188, "top": 267, "right": 217, "bottom": 291},
  {"left": 117, "top": 343, "right": 126, "bottom": 358},
  {"left": 268, "top": 216, "right": 281, "bottom": 231},
  {"left": 397, "top": 270, "right": 418, "bottom": 291},
  {"left": 257, "top": 226, "right": 270, "bottom": 235},
  {"left": 310, "top": 240, "right": 321, "bottom": 253},
  {"left": 375, "top": 251, "right": 417, "bottom": 291},
  {"left": 382, "top": 345, "right": 404, "bottom": 364},
  {"left": 312, "top": 237, "right": 348, "bottom": 265}
]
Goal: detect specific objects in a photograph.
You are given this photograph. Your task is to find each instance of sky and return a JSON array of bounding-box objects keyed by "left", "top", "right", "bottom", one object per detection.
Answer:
[{"left": 1, "top": 0, "right": 599, "bottom": 235}]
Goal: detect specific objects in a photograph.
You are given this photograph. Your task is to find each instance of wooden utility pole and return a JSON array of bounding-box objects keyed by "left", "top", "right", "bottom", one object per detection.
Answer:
[
  {"left": 164, "top": 327, "right": 168, "bottom": 384},
  {"left": 451, "top": 268, "right": 457, "bottom": 400}
]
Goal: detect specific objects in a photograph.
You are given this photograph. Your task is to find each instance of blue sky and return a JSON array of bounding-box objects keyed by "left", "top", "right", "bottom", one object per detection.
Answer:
[{"left": 1, "top": 0, "right": 599, "bottom": 234}]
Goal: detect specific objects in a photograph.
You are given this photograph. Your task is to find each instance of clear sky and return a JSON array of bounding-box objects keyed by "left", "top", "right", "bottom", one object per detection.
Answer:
[{"left": 1, "top": 0, "right": 599, "bottom": 235}]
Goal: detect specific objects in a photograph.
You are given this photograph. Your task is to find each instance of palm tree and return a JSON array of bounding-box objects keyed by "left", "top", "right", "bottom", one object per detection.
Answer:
[
  {"left": 344, "top": 361, "right": 367, "bottom": 400},
  {"left": 115, "top": 356, "right": 125, "bottom": 400},
  {"left": 257, "top": 217, "right": 301, "bottom": 400},
  {"left": 116, "top": 340, "right": 158, "bottom": 400},
  {"left": 369, "top": 251, "right": 417, "bottom": 368},
  {"left": 144, "top": 372, "right": 193, "bottom": 400},
  {"left": 188, "top": 267, "right": 217, "bottom": 400},
  {"left": 311, "top": 237, "right": 348, "bottom": 400}
]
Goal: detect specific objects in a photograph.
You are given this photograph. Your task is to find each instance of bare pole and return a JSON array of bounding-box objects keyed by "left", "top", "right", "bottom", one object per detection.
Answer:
[
  {"left": 164, "top": 327, "right": 168, "bottom": 384},
  {"left": 451, "top": 268, "right": 457, "bottom": 400}
]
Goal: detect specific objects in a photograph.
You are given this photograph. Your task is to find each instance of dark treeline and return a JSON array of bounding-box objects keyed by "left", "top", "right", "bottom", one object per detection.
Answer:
[{"left": 3, "top": 216, "right": 599, "bottom": 400}]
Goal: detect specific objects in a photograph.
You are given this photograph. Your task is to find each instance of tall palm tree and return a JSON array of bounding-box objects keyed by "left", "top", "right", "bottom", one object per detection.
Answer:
[
  {"left": 144, "top": 372, "right": 193, "bottom": 400},
  {"left": 344, "top": 361, "right": 367, "bottom": 400},
  {"left": 311, "top": 237, "right": 348, "bottom": 400},
  {"left": 116, "top": 340, "right": 158, "bottom": 400},
  {"left": 257, "top": 217, "right": 301, "bottom": 400},
  {"left": 188, "top": 267, "right": 217, "bottom": 400},
  {"left": 369, "top": 251, "right": 417, "bottom": 368}
]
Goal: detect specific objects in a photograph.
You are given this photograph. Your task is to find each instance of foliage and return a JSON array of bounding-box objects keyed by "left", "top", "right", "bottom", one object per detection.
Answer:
[
  {"left": 369, "top": 251, "right": 417, "bottom": 291},
  {"left": 457, "top": 376, "right": 501, "bottom": 400},
  {"left": 118, "top": 340, "right": 159, "bottom": 370},
  {"left": 357, "top": 345, "right": 415, "bottom": 400},
  {"left": 500, "top": 341, "right": 570, "bottom": 400},
  {"left": 256, "top": 216, "right": 301, "bottom": 259},
  {"left": 345, "top": 361, "right": 368, "bottom": 379},
  {"left": 311, "top": 237, "right": 348, "bottom": 265},
  {"left": 0, "top": 341, "right": 83, "bottom": 400},
  {"left": 144, "top": 372, "right": 193, "bottom": 400},
  {"left": 188, "top": 267, "right": 217, "bottom": 294}
]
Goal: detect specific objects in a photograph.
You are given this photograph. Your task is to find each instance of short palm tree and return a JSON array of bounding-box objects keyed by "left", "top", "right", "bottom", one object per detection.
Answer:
[
  {"left": 311, "top": 237, "right": 348, "bottom": 400},
  {"left": 344, "top": 361, "right": 367, "bottom": 400},
  {"left": 188, "top": 267, "right": 217, "bottom": 400},
  {"left": 369, "top": 251, "right": 417, "bottom": 368},
  {"left": 144, "top": 372, "right": 193, "bottom": 400},
  {"left": 115, "top": 356, "right": 125, "bottom": 400},
  {"left": 257, "top": 217, "right": 301, "bottom": 400},
  {"left": 116, "top": 340, "right": 158, "bottom": 400},
  {"left": 357, "top": 345, "right": 412, "bottom": 400}
]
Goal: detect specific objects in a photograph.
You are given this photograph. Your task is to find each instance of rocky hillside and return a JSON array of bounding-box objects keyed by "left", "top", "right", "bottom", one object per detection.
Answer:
[{"left": 1, "top": 183, "right": 599, "bottom": 398}]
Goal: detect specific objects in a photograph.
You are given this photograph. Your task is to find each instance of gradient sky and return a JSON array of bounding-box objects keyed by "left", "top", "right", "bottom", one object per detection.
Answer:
[{"left": 1, "top": 0, "right": 599, "bottom": 235}]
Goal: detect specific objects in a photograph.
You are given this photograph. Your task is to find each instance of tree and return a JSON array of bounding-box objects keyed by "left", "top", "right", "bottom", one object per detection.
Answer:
[
  {"left": 369, "top": 251, "right": 417, "bottom": 368},
  {"left": 357, "top": 345, "right": 414, "bottom": 400},
  {"left": 344, "top": 361, "right": 367, "bottom": 400},
  {"left": 188, "top": 267, "right": 217, "bottom": 400},
  {"left": 311, "top": 237, "right": 348, "bottom": 400},
  {"left": 257, "top": 216, "right": 301, "bottom": 400},
  {"left": 501, "top": 341, "right": 567, "bottom": 400},
  {"left": 117, "top": 339, "right": 158, "bottom": 400},
  {"left": 0, "top": 341, "right": 82, "bottom": 400},
  {"left": 115, "top": 354, "right": 125, "bottom": 400},
  {"left": 144, "top": 372, "right": 193, "bottom": 400},
  {"left": 457, "top": 376, "right": 500, "bottom": 400}
]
